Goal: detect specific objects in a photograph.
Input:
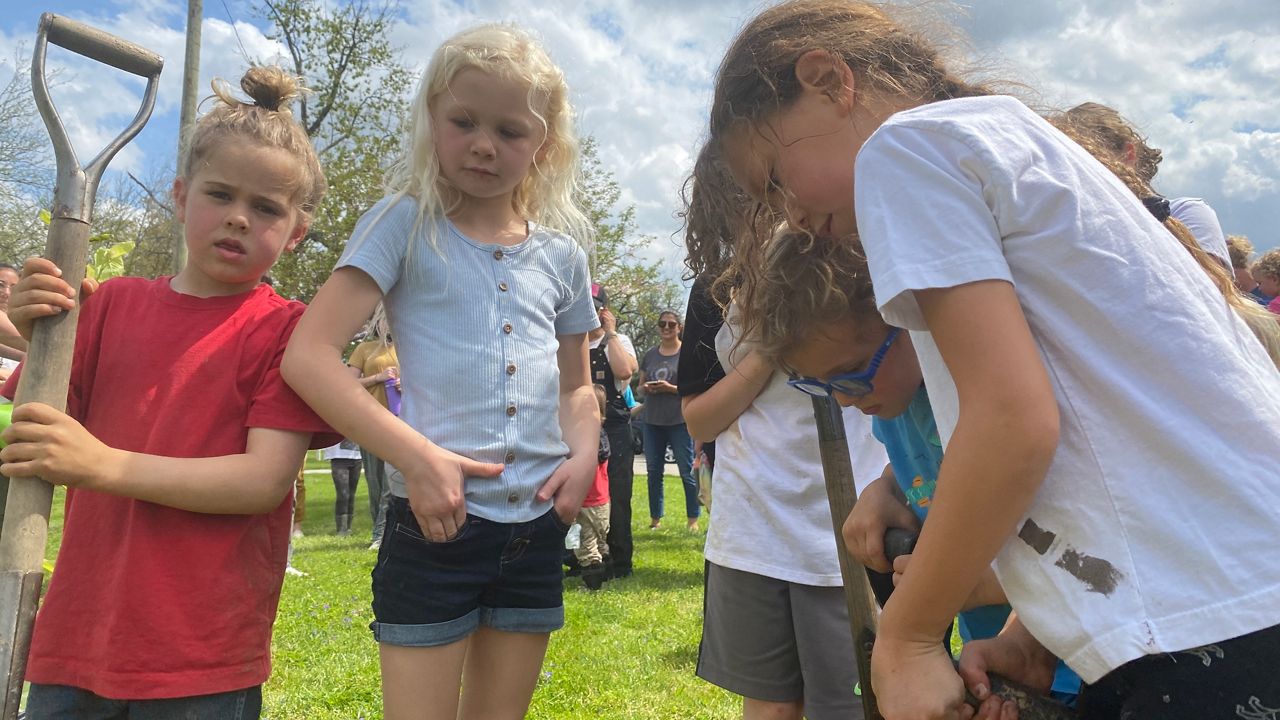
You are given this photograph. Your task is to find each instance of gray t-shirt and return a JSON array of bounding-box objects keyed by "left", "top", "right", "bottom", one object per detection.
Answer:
[{"left": 640, "top": 346, "right": 684, "bottom": 426}]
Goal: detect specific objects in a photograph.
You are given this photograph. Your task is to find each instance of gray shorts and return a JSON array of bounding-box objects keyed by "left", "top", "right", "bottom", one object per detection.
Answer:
[{"left": 697, "top": 562, "right": 864, "bottom": 720}]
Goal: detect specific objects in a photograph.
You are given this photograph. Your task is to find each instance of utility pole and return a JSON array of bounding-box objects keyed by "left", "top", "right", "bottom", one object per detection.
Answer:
[{"left": 174, "top": 0, "right": 202, "bottom": 274}]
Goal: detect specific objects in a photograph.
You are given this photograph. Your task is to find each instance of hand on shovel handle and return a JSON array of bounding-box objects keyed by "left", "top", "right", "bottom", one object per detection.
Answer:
[{"left": 880, "top": 529, "right": 1076, "bottom": 720}]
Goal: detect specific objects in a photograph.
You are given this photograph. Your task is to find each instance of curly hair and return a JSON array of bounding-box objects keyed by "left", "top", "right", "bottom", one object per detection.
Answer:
[
  {"left": 734, "top": 227, "right": 879, "bottom": 367},
  {"left": 1059, "top": 102, "right": 1163, "bottom": 184}
]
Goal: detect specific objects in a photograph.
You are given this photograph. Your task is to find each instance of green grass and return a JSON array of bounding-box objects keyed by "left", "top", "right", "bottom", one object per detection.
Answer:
[{"left": 45, "top": 454, "right": 738, "bottom": 718}]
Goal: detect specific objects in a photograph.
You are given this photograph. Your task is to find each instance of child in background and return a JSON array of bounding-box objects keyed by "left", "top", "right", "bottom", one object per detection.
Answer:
[
  {"left": 1048, "top": 106, "right": 1280, "bottom": 366},
  {"left": 573, "top": 385, "right": 612, "bottom": 590},
  {"left": 745, "top": 230, "right": 1081, "bottom": 707},
  {"left": 1253, "top": 248, "right": 1280, "bottom": 316},
  {"left": 281, "top": 24, "right": 599, "bottom": 720},
  {"left": 1226, "top": 235, "right": 1273, "bottom": 304},
  {"left": 346, "top": 305, "right": 399, "bottom": 549},
  {"left": 709, "top": 2, "right": 1280, "bottom": 717},
  {"left": 678, "top": 147, "right": 886, "bottom": 720},
  {"left": 0, "top": 67, "right": 335, "bottom": 718},
  {"left": 1055, "top": 102, "right": 1232, "bottom": 268}
]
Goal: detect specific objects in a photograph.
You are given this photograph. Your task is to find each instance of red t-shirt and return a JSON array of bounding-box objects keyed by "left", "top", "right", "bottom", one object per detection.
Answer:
[
  {"left": 583, "top": 461, "right": 610, "bottom": 507},
  {"left": 2, "top": 277, "right": 337, "bottom": 699}
]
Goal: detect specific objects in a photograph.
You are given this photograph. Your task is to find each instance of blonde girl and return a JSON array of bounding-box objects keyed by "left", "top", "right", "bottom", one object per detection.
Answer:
[
  {"left": 282, "top": 25, "right": 599, "bottom": 720},
  {"left": 708, "top": 2, "right": 1280, "bottom": 719}
]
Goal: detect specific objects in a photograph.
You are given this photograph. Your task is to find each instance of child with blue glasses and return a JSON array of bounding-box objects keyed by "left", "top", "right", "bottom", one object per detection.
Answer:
[{"left": 742, "top": 230, "right": 1082, "bottom": 708}]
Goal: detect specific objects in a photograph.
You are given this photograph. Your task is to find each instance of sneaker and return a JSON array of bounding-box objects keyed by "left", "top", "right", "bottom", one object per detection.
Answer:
[
  {"left": 369, "top": 539, "right": 381, "bottom": 551},
  {"left": 285, "top": 565, "right": 308, "bottom": 577}
]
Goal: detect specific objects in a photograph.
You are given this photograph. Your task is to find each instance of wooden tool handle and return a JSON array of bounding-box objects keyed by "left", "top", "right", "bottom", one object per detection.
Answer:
[{"left": 42, "top": 13, "right": 163, "bottom": 78}]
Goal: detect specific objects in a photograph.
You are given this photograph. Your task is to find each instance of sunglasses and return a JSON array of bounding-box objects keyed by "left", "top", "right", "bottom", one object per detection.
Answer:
[
  {"left": 658, "top": 320, "right": 679, "bottom": 329},
  {"left": 787, "top": 328, "right": 900, "bottom": 399}
]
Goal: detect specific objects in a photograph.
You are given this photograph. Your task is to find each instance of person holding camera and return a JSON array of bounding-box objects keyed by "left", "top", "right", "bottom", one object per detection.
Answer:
[{"left": 639, "top": 310, "right": 699, "bottom": 531}]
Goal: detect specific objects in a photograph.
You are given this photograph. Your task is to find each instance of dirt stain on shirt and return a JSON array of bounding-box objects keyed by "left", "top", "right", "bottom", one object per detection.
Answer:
[{"left": 1017, "top": 518, "right": 1124, "bottom": 596}]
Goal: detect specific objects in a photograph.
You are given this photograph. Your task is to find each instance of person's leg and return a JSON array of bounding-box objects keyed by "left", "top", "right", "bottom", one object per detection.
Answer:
[
  {"left": 24, "top": 684, "right": 127, "bottom": 720},
  {"left": 332, "top": 461, "right": 349, "bottom": 533},
  {"left": 603, "top": 420, "right": 634, "bottom": 576},
  {"left": 743, "top": 697, "right": 804, "bottom": 720},
  {"left": 371, "top": 455, "right": 392, "bottom": 547},
  {"left": 668, "top": 423, "right": 699, "bottom": 525},
  {"left": 457, "top": 627, "right": 551, "bottom": 720},
  {"left": 130, "top": 686, "right": 263, "bottom": 720},
  {"left": 641, "top": 422, "right": 667, "bottom": 526},
  {"left": 292, "top": 465, "right": 306, "bottom": 537},
  {"left": 370, "top": 496, "right": 493, "bottom": 719},
  {"left": 788, "top": 583, "right": 865, "bottom": 720},
  {"left": 697, "top": 563, "right": 805, "bottom": 715},
  {"left": 361, "top": 447, "right": 382, "bottom": 527},
  {"left": 380, "top": 641, "right": 469, "bottom": 720}
]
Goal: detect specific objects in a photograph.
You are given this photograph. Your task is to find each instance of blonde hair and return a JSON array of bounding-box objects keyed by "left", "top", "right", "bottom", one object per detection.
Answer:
[
  {"left": 1226, "top": 235, "right": 1255, "bottom": 270},
  {"left": 1254, "top": 248, "right": 1280, "bottom": 282},
  {"left": 382, "top": 24, "right": 592, "bottom": 255},
  {"left": 1051, "top": 109, "right": 1280, "bottom": 369},
  {"left": 184, "top": 66, "right": 326, "bottom": 220}
]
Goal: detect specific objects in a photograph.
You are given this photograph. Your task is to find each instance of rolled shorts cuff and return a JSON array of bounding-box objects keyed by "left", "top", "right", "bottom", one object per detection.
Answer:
[
  {"left": 371, "top": 608, "right": 481, "bottom": 647},
  {"left": 479, "top": 604, "right": 565, "bottom": 634}
]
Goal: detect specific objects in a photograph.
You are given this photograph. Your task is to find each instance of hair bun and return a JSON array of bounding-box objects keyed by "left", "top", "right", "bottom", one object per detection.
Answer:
[{"left": 239, "top": 65, "right": 301, "bottom": 112}]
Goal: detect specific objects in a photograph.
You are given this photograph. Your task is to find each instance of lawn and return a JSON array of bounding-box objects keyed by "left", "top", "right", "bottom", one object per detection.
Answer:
[{"left": 42, "top": 454, "right": 742, "bottom": 719}]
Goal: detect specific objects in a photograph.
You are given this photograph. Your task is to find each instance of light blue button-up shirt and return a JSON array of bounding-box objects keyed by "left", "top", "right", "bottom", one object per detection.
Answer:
[{"left": 339, "top": 196, "right": 598, "bottom": 522}]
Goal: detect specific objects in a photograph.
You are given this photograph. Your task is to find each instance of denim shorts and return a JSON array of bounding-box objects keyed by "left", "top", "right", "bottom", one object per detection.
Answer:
[
  {"left": 370, "top": 496, "right": 570, "bottom": 647},
  {"left": 24, "top": 683, "right": 261, "bottom": 719}
]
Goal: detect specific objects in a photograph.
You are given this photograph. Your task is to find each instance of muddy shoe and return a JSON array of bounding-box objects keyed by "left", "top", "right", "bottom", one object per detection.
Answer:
[{"left": 582, "top": 562, "right": 606, "bottom": 590}]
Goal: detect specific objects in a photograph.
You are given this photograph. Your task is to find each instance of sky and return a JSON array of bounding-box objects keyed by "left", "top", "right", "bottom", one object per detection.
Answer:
[{"left": 2, "top": 0, "right": 1277, "bottom": 287}]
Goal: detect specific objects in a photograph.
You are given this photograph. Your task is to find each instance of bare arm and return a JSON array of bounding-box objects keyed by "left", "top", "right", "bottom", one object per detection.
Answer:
[
  {"left": 281, "top": 267, "right": 503, "bottom": 542},
  {"left": 0, "top": 402, "right": 308, "bottom": 514},
  {"left": 870, "top": 281, "right": 1059, "bottom": 719},
  {"left": 878, "top": 280, "right": 1059, "bottom": 644},
  {"left": 536, "top": 332, "right": 599, "bottom": 519},
  {"left": 598, "top": 308, "right": 637, "bottom": 381},
  {"left": 680, "top": 348, "right": 774, "bottom": 442}
]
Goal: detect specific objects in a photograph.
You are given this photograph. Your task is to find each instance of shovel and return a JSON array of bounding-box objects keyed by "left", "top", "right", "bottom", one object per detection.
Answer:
[
  {"left": 811, "top": 396, "right": 1075, "bottom": 719},
  {"left": 0, "top": 14, "right": 161, "bottom": 718}
]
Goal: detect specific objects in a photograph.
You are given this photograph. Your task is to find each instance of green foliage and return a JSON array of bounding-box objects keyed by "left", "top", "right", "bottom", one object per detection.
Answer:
[
  {"left": 256, "top": 0, "right": 413, "bottom": 301},
  {"left": 578, "top": 138, "right": 685, "bottom": 357},
  {"left": 86, "top": 240, "right": 136, "bottom": 282},
  {"left": 34, "top": 209, "right": 136, "bottom": 281}
]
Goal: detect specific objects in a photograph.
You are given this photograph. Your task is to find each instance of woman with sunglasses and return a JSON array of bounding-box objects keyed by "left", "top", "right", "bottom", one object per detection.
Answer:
[{"left": 638, "top": 310, "right": 700, "bottom": 530}]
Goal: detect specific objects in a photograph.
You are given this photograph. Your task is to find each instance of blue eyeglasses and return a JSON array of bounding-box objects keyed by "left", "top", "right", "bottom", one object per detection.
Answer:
[{"left": 787, "top": 328, "right": 900, "bottom": 399}]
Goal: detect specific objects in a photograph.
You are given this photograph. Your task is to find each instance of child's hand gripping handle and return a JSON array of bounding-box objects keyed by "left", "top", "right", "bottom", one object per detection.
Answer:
[
  {"left": 881, "top": 529, "right": 1077, "bottom": 720},
  {"left": 0, "top": 17, "right": 163, "bottom": 720}
]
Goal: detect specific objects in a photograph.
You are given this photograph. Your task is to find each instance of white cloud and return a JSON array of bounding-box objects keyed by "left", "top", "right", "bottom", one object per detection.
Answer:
[{"left": 2, "top": 0, "right": 1277, "bottom": 271}]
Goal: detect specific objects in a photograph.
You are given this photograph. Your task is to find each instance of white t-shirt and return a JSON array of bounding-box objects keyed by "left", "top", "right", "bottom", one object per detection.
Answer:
[
  {"left": 855, "top": 95, "right": 1280, "bottom": 683},
  {"left": 703, "top": 305, "right": 888, "bottom": 587},
  {"left": 1168, "top": 197, "right": 1230, "bottom": 269}
]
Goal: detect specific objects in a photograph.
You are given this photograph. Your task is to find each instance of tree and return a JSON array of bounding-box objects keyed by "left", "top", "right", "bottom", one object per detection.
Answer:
[
  {"left": 577, "top": 137, "right": 685, "bottom": 359},
  {"left": 255, "top": 0, "right": 413, "bottom": 301},
  {"left": 0, "top": 56, "right": 54, "bottom": 264}
]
